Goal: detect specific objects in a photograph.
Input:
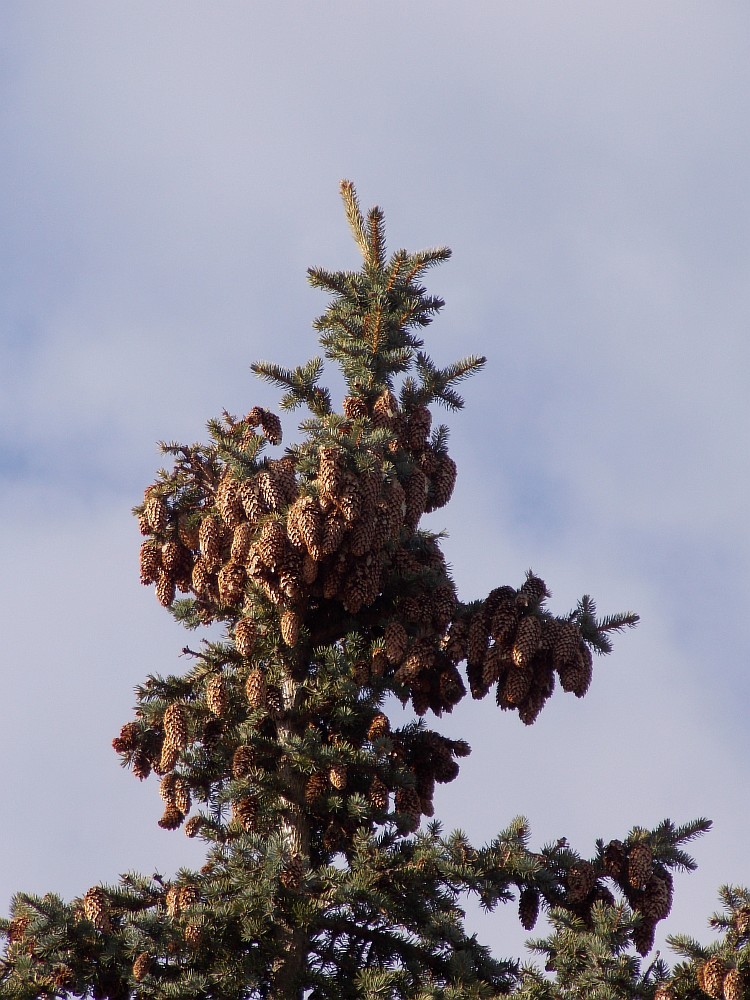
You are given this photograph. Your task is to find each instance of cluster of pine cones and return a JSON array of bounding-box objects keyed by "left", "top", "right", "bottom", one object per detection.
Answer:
[
  {"left": 695, "top": 960, "right": 745, "bottom": 1000},
  {"left": 124, "top": 389, "right": 602, "bottom": 845},
  {"left": 548, "top": 838, "right": 674, "bottom": 955},
  {"left": 302, "top": 713, "right": 470, "bottom": 841}
]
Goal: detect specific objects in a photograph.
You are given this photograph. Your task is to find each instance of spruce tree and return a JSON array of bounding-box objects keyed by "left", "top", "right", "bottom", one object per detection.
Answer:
[{"left": 0, "top": 183, "right": 741, "bottom": 1000}]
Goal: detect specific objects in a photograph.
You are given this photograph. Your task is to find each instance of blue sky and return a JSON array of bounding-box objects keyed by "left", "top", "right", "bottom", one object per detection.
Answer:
[{"left": 2, "top": 1, "right": 750, "bottom": 963}]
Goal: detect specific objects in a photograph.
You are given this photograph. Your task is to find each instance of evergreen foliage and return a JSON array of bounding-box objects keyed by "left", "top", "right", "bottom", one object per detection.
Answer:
[{"left": 0, "top": 183, "right": 740, "bottom": 1000}]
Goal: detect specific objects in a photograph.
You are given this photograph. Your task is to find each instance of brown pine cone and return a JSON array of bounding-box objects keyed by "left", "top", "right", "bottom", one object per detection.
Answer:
[
  {"left": 83, "top": 887, "right": 111, "bottom": 934},
  {"left": 232, "top": 795, "right": 259, "bottom": 832},
  {"left": 158, "top": 804, "right": 184, "bottom": 830},
  {"left": 234, "top": 617, "right": 257, "bottom": 657},
  {"left": 627, "top": 841, "right": 653, "bottom": 890},
  {"left": 132, "top": 952, "right": 152, "bottom": 982},
  {"left": 701, "top": 957, "right": 727, "bottom": 999},
  {"left": 139, "top": 541, "right": 162, "bottom": 585},
  {"left": 329, "top": 764, "right": 348, "bottom": 791},
  {"left": 368, "top": 713, "right": 390, "bottom": 741},
  {"left": 567, "top": 860, "right": 596, "bottom": 903},
  {"left": 394, "top": 786, "right": 422, "bottom": 830},
  {"left": 280, "top": 608, "right": 301, "bottom": 647},
  {"left": 723, "top": 968, "right": 743, "bottom": 1000},
  {"left": 518, "top": 886, "right": 540, "bottom": 931},
  {"left": 245, "top": 668, "right": 268, "bottom": 710},
  {"left": 280, "top": 855, "right": 305, "bottom": 891},
  {"left": 369, "top": 776, "right": 389, "bottom": 811}
]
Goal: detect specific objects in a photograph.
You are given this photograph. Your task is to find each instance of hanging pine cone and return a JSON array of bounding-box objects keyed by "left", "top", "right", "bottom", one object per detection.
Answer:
[
  {"left": 112, "top": 721, "right": 140, "bottom": 754},
  {"left": 558, "top": 650, "right": 592, "bottom": 698},
  {"left": 245, "top": 668, "right": 268, "bottom": 710},
  {"left": 155, "top": 569, "right": 176, "bottom": 608},
  {"left": 257, "top": 519, "right": 289, "bottom": 572},
  {"left": 372, "top": 389, "right": 398, "bottom": 429},
  {"left": 396, "top": 639, "right": 436, "bottom": 683},
  {"left": 384, "top": 622, "right": 408, "bottom": 664},
  {"left": 627, "top": 841, "right": 653, "bottom": 890},
  {"left": 139, "top": 541, "right": 162, "bottom": 585},
  {"left": 490, "top": 602, "right": 519, "bottom": 650},
  {"left": 337, "top": 477, "right": 362, "bottom": 525},
  {"left": 259, "top": 409, "right": 282, "bottom": 445},
  {"left": 158, "top": 804, "right": 184, "bottom": 830},
  {"left": 406, "top": 405, "right": 432, "bottom": 451},
  {"left": 499, "top": 666, "right": 533, "bottom": 706},
  {"left": 368, "top": 713, "right": 390, "bottom": 741},
  {"left": 159, "top": 772, "right": 177, "bottom": 804},
  {"left": 641, "top": 872, "right": 672, "bottom": 921},
  {"left": 518, "top": 887, "right": 540, "bottom": 931},
  {"left": 603, "top": 839, "right": 627, "bottom": 879},
  {"left": 370, "top": 644, "right": 388, "bottom": 678},
  {"left": 165, "top": 885, "right": 181, "bottom": 918},
  {"left": 280, "top": 855, "right": 305, "bottom": 891},
  {"left": 272, "top": 456, "right": 298, "bottom": 503},
  {"left": 567, "top": 860, "right": 597, "bottom": 903},
  {"left": 395, "top": 786, "right": 422, "bottom": 831},
  {"left": 191, "top": 557, "right": 213, "bottom": 598},
  {"left": 305, "top": 772, "right": 328, "bottom": 805},
  {"left": 232, "top": 795, "right": 259, "bottom": 832},
  {"left": 256, "top": 469, "right": 284, "bottom": 513},
  {"left": 341, "top": 554, "right": 383, "bottom": 614},
  {"left": 218, "top": 560, "right": 246, "bottom": 605},
  {"left": 517, "top": 573, "right": 549, "bottom": 608},
  {"left": 481, "top": 644, "right": 506, "bottom": 687},
  {"left": 512, "top": 615, "right": 541, "bottom": 668},
  {"left": 329, "top": 764, "right": 348, "bottom": 791},
  {"left": 158, "top": 741, "right": 179, "bottom": 774},
  {"left": 163, "top": 703, "right": 189, "bottom": 751},
  {"left": 317, "top": 446, "right": 345, "bottom": 498},
  {"left": 83, "top": 887, "right": 111, "bottom": 934},
  {"left": 369, "top": 776, "right": 389, "bottom": 811},
  {"left": 404, "top": 466, "right": 428, "bottom": 529},
  {"left": 633, "top": 916, "right": 656, "bottom": 956},
  {"left": 700, "top": 958, "right": 728, "bottom": 1000},
  {"left": 443, "top": 619, "right": 468, "bottom": 664},
  {"left": 206, "top": 674, "right": 228, "bottom": 717},
  {"left": 734, "top": 907, "right": 750, "bottom": 937},
  {"left": 132, "top": 952, "right": 152, "bottom": 982},
  {"left": 342, "top": 395, "right": 368, "bottom": 419},
  {"left": 430, "top": 453, "right": 457, "bottom": 509},
  {"left": 552, "top": 620, "right": 582, "bottom": 667},
  {"left": 173, "top": 777, "right": 191, "bottom": 815},
  {"left": 230, "top": 521, "right": 253, "bottom": 562},
  {"left": 439, "top": 665, "right": 466, "bottom": 707},
  {"left": 144, "top": 491, "right": 167, "bottom": 535},
  {"left": 184, "top": 923, "right": 202, "bottom": 947},
  {"left": 234, "top": 617, "right": 257, "bottom": 657},
  {"left": 131, "top": 748, "right": 151, "bottom": 781},
  {"left": 239, "top": 479, "right": 264, "bottom": 524},
  {"left": 723, "top": 968, "right": 743, "bottom": 1000},
  {"left": 184, "top": 816, "right": 203, "bottom": 839},
  {"left": 352, "top": 659, "right": 370, "bottom": 685},
  {"left": 199, "top": 515, "right": 225, "bottom": 570},
  {"left": 280, "top": 608, "right": 301, "bottom": 647},
  {"left": 216, "top": 473, "right": 245, "bottom": 528}
]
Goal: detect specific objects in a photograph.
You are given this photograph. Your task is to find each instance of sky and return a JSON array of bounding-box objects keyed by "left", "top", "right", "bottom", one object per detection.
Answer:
[{"left": 2, "top": 0, "right": 750, "bottom": 968}]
